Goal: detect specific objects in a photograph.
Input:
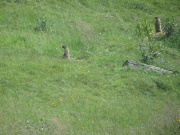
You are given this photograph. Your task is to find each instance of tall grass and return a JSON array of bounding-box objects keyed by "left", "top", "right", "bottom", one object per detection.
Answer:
[{"left": 0, "top": 0, "right": 180, "bottom": 134}]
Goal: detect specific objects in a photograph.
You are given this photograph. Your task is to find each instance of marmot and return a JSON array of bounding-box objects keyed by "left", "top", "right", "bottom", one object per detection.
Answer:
[
  {"left": 155, "top": 17, "right": 162, "bottom": 33},
  {"left": 62, "top": 45, "right": 70, "bottom": 59}
]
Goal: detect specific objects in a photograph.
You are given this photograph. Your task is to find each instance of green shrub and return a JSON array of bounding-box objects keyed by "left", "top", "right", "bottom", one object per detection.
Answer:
[
  {"left": 136, "top": 19, "right": 154, "bottom": 38},
  {"left": 162, "top": 17, "right": 180, "bottom": 49},
  {"left": 163, "top": 17, "right": 178, "bottom": 37},
  {"left": 138, "top": 40, "right": 161, "bottom": 63},
  {"left": 34, "top": 18, "right": 47, "bottom": 32}
]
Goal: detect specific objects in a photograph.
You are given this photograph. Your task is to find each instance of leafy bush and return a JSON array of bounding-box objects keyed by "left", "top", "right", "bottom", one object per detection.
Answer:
[
  {"left": 136, "top": 19, "right": 154, "bottom": 38},
  {"left": 138, "top": 40, "right": 161, "bottom": 63},
  {"left": 162, "top": 17, "right": 180, "bottom": 49},
  {"left": 163, "top": 17, "right": 178, "bottom": 37}
]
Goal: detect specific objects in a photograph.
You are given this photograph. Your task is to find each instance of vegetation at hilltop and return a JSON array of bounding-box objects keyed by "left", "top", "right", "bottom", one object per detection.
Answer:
[{"left": 0, "top": 0, "right": 180, "bottom": 134}]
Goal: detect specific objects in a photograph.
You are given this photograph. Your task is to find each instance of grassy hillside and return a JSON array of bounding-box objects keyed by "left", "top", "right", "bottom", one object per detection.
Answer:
[{"left": 0, "top": 0, "right": 180, "bottom": 134}]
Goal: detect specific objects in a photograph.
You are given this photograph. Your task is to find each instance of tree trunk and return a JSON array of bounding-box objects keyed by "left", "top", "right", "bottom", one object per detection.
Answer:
[{"left": 122, "top": 60, "right": 174, "bottom": 74}]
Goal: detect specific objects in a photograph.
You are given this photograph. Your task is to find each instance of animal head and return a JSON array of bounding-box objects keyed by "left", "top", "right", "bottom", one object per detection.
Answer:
[
  {"left": 155, "top": 17, "right": 159, "bottom": 20},
  {"left": 62, "top": 45, "right": 68, "bottom": 49}
]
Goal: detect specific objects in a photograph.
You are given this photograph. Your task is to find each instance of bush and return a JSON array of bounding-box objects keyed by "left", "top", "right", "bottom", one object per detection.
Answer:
[
  {"left": 34, "top": 18, "right": 47, "bottom": 32},
  {"left": 138, "top": 40, "right": 161, "bottom": 63},
  {"left": 163, "top": 17, "right": 178, "bottom": 37},
  {"left": 162, "top": 17, "right": 180, "bottom": 49},
  {"left": 136, "top": 19, "right": 154, "bottom": 38}
]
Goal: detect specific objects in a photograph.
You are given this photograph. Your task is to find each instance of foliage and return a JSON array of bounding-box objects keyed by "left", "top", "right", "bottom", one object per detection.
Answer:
[
  {"left": 125, "top": 2, "right": 152, "bottom": 14},
  {"left": 138, "top": 40, "right": 162, "bottom": 63},
  {"left": 136, "top": 19, "right": 154, "bottom": 38},
  {"left": 0, "top": 0, "right": 180, "bottom": 135},
  {"left": 161, "top": 17, "right": 180, "bottom": 49},
  {"left": 34, "top": 18, "right": 47, "bottom": 32},
  {"left": 163, "top": 17, "right": 178, "bottom": 36}
]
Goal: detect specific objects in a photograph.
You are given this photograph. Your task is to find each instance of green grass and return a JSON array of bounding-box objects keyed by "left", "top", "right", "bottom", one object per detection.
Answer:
[{"left": 0, "top": 0, "right": 180, "bottom": 134}]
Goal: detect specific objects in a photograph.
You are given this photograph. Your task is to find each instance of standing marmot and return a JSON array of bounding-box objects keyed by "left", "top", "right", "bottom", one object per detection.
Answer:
[
  {"left": 155, "top": 17, "right": 162, "bottom": 33},
  {"left": 62, "top": 45, "right": 70, "bottom": 59}
]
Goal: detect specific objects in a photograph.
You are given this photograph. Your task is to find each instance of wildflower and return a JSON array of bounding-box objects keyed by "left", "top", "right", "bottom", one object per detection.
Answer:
[{"left": 178, "top": 118, "right": 180, "bottom": 123}]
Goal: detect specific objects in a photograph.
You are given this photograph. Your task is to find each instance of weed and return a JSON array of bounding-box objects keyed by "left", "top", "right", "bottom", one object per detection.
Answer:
[
  {"left": 125, "top": 2, "right": 152, "bottom": 14},
  {"left": 154, "top": 80, "right": 172, "bottom": 91},
  {"left": 168, "top": 31, "right": 180, "bottom": 49},
  {"left": 163, "top": 17, "right": 178, "bottom": 37},
  {"left": 138, "top": 40, "right": 161, "bottom": 63},
  {"left": 162, "top": 17, "right": 180, "bottom": 49},
  {"left": 136, "top": 19, "right": 154, "bottom": 38},
  {"left": 0, "top": 0, "right": 180, "bottom": 135},
  {"left": 34, "top": 18, "right": 47, "bottom": 32}
]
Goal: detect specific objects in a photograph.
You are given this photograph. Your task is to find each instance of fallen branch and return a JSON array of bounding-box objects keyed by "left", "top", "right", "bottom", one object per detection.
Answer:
[{"left": 122, "top": 60, "right": 174, "bottom": 74}]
